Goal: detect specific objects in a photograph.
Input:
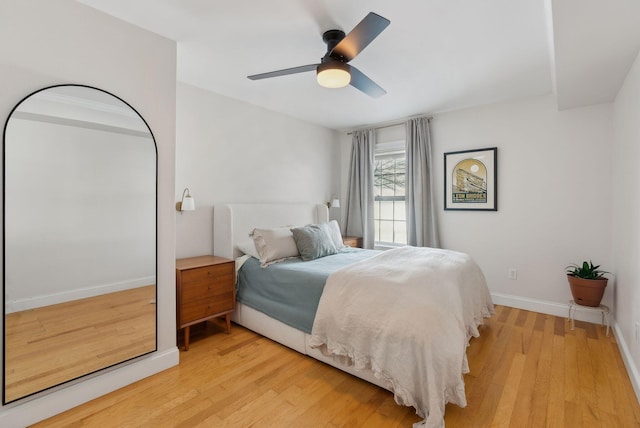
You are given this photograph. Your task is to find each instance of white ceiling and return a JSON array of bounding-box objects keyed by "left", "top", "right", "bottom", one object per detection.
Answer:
[{"left": 78, "top": 0, "right": 640, "bottom": 130}]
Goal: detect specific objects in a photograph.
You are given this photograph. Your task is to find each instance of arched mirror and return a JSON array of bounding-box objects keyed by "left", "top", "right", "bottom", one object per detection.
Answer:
[{"left": 3, "top": 85, "right": 157, "bottom": 403}]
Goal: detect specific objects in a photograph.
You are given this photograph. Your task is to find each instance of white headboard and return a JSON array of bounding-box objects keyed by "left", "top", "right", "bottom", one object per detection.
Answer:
[{"left": 213, "top": 203, "right": 329, "bottom": 259}]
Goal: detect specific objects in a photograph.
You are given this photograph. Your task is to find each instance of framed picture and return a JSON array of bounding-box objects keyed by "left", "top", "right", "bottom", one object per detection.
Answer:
[{"left": 444, "top": 147, "right": 497, "bottom": 211}]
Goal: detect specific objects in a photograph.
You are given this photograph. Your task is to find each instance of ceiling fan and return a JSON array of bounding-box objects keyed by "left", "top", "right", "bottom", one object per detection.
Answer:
[{"left": 247, "top": 12, "right": 390, "bottom": 98}]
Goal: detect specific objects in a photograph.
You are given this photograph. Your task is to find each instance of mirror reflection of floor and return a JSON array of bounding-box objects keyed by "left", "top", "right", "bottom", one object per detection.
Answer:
[{"left": 4, "top": 284, "right": 156, "bottom": 402}]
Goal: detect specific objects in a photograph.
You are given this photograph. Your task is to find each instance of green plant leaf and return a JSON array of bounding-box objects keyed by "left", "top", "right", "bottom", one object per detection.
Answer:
[{"left": 565, "top": 260, "right": 609, "bottom": 280}]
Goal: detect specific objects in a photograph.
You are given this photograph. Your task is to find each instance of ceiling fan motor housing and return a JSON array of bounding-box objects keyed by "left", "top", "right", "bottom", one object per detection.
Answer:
[{"left": 322, "top": 29, "right": 347, "bottom": 61}]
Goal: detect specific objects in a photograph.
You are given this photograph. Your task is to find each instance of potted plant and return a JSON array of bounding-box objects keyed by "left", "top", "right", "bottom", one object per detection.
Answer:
[{"left": 565, "top": 261, "right": 609, "bottom": 307}]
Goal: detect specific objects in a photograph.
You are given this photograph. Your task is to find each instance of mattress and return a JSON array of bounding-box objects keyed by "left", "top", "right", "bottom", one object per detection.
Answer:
[{"left": 236, "top": 248, "right": 379, "bottom": 333}]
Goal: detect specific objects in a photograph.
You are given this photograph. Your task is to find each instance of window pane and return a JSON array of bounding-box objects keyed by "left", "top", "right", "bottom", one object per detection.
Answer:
[
  {"left": 394, "top": 200, "right": 406, "bottom": 221},
  {"left": 380, "top": 180, "right": 394, "bottom": 196},
  {"left": 373, "top": 162, "right": 382, "bottom": 189},
  {"left": 394, "top": 221, "right": 407, "bottom": 244},
  {"left": 395, "top": 173, "right": 406, "bottom": 195},
  {"left": 379, "top": 200, "right": 393, "bottom": 220},
  {"left": 374, "top": 219, "right": 380, "bottom": 242},
  {"left": 380, "top": 158, "right": 394, "bottom": 171},
  {"left": 379, "top": 220, "right": 394, "bottom": 243}
]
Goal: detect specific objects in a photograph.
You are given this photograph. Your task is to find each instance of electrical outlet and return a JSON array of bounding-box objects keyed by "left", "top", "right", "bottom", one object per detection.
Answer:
[{"left": 508, "top": 268, "right": 518, "bottom": 280}]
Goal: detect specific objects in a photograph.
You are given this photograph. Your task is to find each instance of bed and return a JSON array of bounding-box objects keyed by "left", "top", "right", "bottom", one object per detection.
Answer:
[{"left": 213, "top": 203, "right": 494, "bottom": 428}]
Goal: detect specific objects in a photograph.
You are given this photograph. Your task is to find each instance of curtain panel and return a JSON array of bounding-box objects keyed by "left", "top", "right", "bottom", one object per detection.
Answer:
[
  {"left": 406, "top": 117, "right": 440, "bottom": 247},
  {"left": 344, "top": 129, "right": 375, "bottom": 249}
]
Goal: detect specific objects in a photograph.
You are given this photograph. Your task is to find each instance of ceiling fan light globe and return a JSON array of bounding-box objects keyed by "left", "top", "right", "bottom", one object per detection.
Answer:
[{"left": 317, "top": 63, "right": 351, "bottom": 88}]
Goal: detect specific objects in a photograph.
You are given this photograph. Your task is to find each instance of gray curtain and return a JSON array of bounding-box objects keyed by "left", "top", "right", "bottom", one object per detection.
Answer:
[
  {"left": 406, "top": 117, "right": 440, "bottom": 247},
  {"left": 344, "top": 129, "right": 375, "bottom": 249}
]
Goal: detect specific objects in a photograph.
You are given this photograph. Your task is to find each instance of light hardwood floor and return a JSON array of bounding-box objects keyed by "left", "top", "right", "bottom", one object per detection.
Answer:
[
  {"left": 33, "top": 305, "right": 640, "bottom": 427},
  {"left": 5, "top": 285, "right": 156, "bottom": 402}
]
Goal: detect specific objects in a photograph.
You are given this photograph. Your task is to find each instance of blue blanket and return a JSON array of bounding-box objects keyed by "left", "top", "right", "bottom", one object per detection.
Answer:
[{"left": 236, "top": 248, "right": 379, "bottom": 333}]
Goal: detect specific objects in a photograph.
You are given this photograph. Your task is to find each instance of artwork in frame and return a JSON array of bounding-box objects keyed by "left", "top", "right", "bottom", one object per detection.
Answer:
[{"left": 444, "top": 147, "right": 497, "bottom": 211}]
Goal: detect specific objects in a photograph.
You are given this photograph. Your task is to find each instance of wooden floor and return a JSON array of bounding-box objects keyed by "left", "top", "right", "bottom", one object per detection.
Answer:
[
  {"left": 5, "top": 285, "right": 156, "bottom": 402},
  {"left": 33, "top": 305, "right": 640, "bottom": 427}
]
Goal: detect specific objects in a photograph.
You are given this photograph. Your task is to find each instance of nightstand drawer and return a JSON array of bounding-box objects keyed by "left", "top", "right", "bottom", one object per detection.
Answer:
[
  {"left": 180, "top": 265, "right": 234, "bottom": 303},
  {"left": 180, "top": 294, "right": 234, "bottom": 325},
  {"left": 181, "top": 262, "right": 233, "bottom": 284},
  {"left": 180, "top": 277, "right": 234, "bottom": 303}
]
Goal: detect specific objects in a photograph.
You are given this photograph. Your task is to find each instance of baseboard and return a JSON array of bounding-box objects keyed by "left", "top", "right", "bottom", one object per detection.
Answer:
[
  {"left": 0, "top": 347, "right": 179, "bottom": 428},
  {"left": 491, "top": 292, "right": 607, "bottom": 324},
  {"left": 492, "top": 292, "right": 640, "bottom": 404}
]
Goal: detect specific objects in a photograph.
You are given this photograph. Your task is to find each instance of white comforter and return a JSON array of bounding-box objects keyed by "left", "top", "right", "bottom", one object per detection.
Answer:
[{"left": 308, "top": 246, "right": 494, "bottom": 428}]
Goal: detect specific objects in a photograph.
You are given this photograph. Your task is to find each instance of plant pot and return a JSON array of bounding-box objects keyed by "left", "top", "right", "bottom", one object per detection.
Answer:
[{"left": 567, "top": 275, "right": 608, "bottom": 307}]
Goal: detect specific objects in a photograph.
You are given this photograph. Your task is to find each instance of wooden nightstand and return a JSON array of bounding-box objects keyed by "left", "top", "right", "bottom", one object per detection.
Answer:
[
  {"left": 176, "top": 255, "right": 235, "bottom": 351},
  {"left": 342, "top": 236, "right": 363, "bottom": 248}
]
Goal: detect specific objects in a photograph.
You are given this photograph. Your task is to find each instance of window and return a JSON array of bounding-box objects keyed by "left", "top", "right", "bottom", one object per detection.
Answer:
[{"left": 374, "top": 141, "right": 406, "bottom": 246}]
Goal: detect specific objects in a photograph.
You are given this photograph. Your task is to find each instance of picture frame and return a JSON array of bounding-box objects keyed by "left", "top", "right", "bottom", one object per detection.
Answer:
[{"left": 444, "top": 147, "right": 497, "bottom": 211}]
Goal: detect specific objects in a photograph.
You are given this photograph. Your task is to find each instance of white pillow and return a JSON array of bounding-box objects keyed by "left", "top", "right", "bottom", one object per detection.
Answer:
[
  {"left": 236, "top": 241, "right": 259, "bottom": 259},
  {"left": 324, "top": 220, "right": 346, "bottom": 250},
  {"left": 250, "top": 227, "right": 300, "bottom": 267}
]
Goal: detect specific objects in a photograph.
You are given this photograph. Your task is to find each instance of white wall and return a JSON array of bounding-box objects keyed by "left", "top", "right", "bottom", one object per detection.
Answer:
[
  {"left": 0, "top": 0, "right": 178, "bottom": 426},
  {"left": 341, "top": 94, "right": 614, "bottom": 312},
  {"left": 612, "top": 50, "right": 640, "bottom": 395},
  {"left": 433, "top": 95, "right": 613, "bottom": 308},
  {"left": 175, "top": 82, "right": 341, "bottom": 258}
]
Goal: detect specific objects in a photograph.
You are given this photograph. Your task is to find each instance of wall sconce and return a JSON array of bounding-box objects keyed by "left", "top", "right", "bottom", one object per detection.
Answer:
[
  {"left": 327, "top": 196, "right": 340, "bottom": 208},
  {"left": 176, "top": 187, "right": 195, "bottom": 213}
]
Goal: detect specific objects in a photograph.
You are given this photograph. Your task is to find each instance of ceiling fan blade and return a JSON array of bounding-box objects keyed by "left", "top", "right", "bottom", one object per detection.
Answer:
[
  {"left": 330, "top": 12, "right": 390, "bottom": 62},
  {"left": 349, "top": 65, "right": 386, "bottom": 98},
  {"left": 247, "top": 64, "right": 319, "bottom": 80}
]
